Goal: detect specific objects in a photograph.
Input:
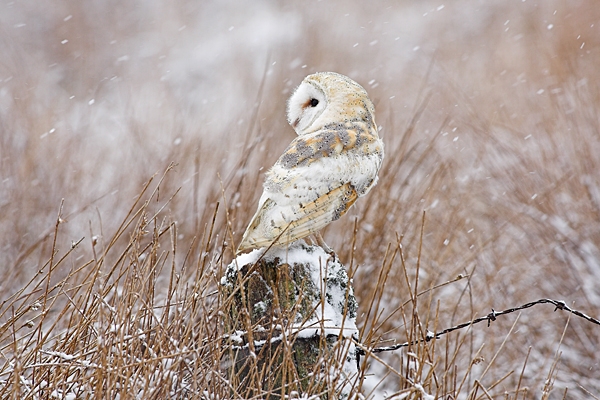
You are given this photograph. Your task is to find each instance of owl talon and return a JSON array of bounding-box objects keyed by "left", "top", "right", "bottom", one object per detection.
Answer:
[{"left": 314, "top": 232, "right": 336, "bottom": 258}]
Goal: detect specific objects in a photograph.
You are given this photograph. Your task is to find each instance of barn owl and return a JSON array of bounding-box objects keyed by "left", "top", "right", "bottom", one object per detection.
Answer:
[{"left": 237, "top": 72, "right": 384, "bottom": 253}]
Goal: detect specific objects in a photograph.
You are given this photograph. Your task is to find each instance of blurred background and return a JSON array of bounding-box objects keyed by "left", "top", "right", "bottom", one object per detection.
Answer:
[{"left": 1, "top": 0, "right": 599, "bottom": 397}]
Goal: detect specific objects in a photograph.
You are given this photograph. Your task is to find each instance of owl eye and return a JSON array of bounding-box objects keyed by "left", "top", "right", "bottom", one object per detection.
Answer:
[{"left": 309, "top": 98, "right": 319, "bottom": 107}]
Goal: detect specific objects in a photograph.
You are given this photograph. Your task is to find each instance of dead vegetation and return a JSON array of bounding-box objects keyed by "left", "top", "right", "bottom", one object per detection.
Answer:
[{"left": 0, "top": 1, "right": 599, "bottom": 398}]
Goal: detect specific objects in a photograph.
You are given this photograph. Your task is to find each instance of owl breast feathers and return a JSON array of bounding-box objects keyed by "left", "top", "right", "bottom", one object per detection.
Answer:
[{"left": 237, "top": 72, "right": 384, "bottom": 253}]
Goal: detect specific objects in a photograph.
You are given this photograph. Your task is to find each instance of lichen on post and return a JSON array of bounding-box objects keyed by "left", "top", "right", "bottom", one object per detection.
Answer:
[{"left": 220, "top": 243, "right": 359, "bottom": 398}]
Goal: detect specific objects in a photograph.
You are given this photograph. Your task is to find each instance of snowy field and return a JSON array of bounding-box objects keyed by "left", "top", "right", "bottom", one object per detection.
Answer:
[{"left": 1, "top": 0, "right": 599, "bottom": 398}]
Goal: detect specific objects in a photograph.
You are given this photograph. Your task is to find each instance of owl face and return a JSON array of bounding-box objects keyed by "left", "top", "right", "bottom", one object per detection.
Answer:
[
  {"left": 287, "top": 72, "right": 375, "bottom": 136},
  {"left": 286, "top": 76, "right": 328, "bottom": 135}
]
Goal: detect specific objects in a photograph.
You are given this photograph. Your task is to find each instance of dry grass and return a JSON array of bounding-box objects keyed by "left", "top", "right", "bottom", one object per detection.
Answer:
[{"left": 1, "top": 0, "right": 600, "bottom": 398}]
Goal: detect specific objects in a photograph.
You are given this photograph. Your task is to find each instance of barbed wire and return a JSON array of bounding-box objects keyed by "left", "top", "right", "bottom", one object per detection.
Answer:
[{"left": 357, "top": 298, "right": 600, "bottom": 356}]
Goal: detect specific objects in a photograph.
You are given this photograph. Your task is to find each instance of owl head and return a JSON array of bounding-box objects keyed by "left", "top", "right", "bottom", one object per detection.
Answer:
[{"left": 286, "top": 72, "right": 376, "bottom": 136}]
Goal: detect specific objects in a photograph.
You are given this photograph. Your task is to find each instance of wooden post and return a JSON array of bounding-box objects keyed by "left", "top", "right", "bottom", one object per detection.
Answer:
[{"left": 220, "top": 243, "right": 359, "bottom": 398}]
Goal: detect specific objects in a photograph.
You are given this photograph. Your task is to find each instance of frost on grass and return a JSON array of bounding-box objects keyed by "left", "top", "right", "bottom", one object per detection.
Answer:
[{"left": 221, "top": 242, "right": 360, "bottom": 397}]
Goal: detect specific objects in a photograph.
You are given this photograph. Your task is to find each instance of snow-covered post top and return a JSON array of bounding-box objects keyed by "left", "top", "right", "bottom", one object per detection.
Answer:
[{"left": 220, "top": 242, "right": 359, "bottom": 397}]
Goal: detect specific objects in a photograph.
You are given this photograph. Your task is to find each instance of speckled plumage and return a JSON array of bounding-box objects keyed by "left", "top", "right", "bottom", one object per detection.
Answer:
[{"left": 237, "top": 72, "right": 384, "bottom": 253}]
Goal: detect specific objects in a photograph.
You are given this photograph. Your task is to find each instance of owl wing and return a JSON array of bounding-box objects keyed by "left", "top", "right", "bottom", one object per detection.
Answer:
[
  {"left": 236, "top": 124, "right": 382, "bottom": 253},
  {"left": 237, "top": 182, "right": 358, "bottom": 253},
  {"left": 277, "top": 125, "right": 360, "bottom": 169},
  {"left": 284, "top": 181, "right": 359, "bottom": 238}
]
